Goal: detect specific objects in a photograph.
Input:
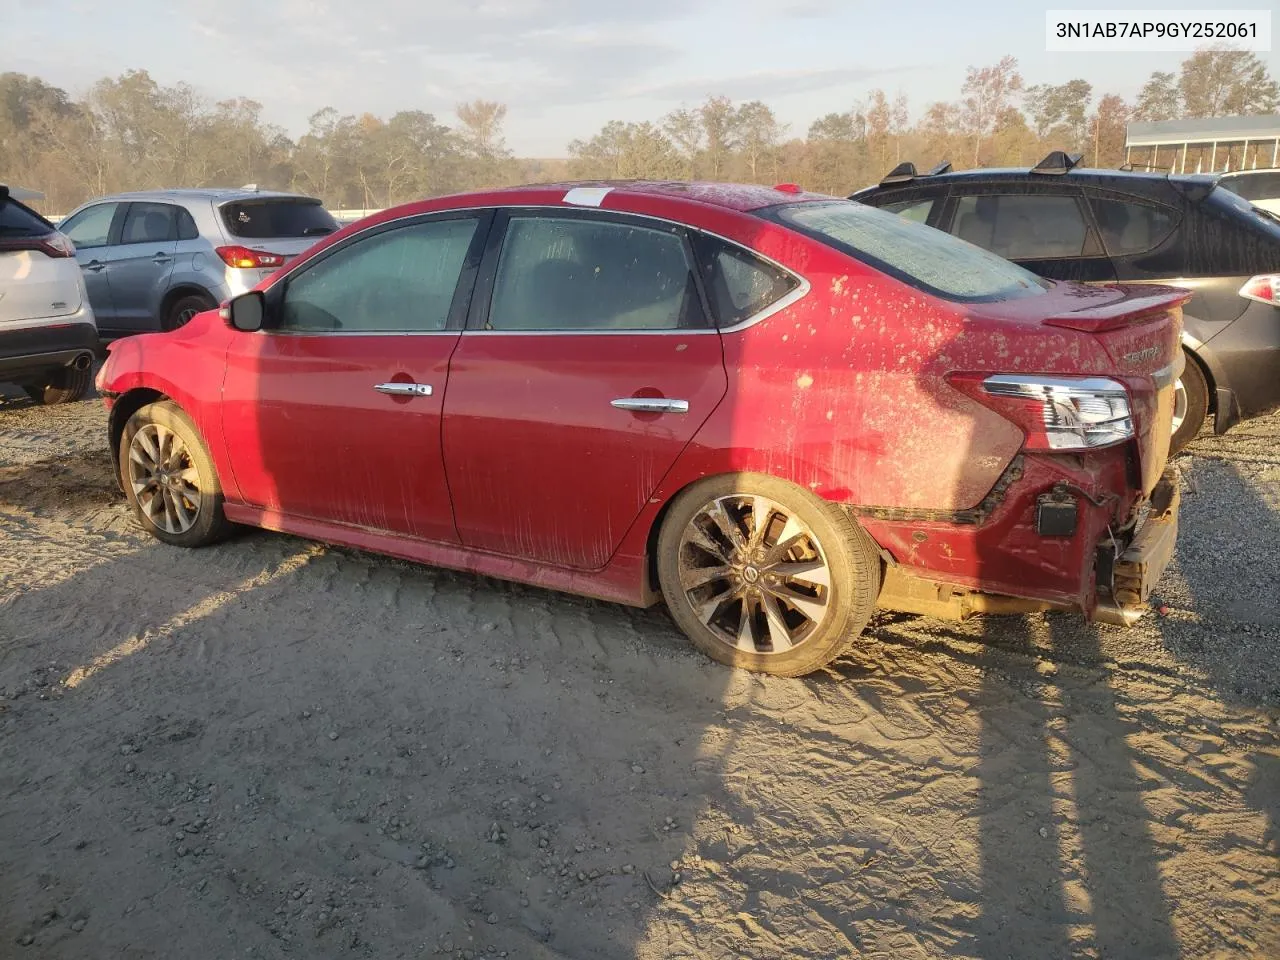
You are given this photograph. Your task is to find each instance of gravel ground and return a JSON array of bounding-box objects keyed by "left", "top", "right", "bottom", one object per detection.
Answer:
[{"left": 1, "top": 384, "right": 1277, "bottom": 959}]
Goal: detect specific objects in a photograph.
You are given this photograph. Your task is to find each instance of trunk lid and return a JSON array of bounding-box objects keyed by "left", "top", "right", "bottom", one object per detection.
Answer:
[{"left": 0, "top": 249, "right": 83, "bottom": 323}]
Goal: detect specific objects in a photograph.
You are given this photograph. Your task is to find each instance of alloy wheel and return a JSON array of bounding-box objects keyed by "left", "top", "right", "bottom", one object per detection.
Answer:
[
  {"left": 1171, "top": 377, "right": 1187, "bottom": 434},
  {"left": 677, "top": 494, "right": 832, "bottom": 654},
  {"left": 127, "top": 422, "right": 202, "bottom": 534}
]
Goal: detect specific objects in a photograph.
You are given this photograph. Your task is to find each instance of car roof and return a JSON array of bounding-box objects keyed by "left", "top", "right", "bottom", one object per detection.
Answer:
[
  {"left": 852, "top": 165, "right": 1221, "bottom": 197},
  {"left": 77, "top": 188, "right": 321, "bottom": 206},
  {"left": 418, "top": 180, "right": 832, "bottom": 215}
]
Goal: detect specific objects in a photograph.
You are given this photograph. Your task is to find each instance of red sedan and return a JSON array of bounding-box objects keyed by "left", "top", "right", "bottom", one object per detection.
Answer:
[{"left": 97, "top": 181, "right": 1188, "bottom": 676}]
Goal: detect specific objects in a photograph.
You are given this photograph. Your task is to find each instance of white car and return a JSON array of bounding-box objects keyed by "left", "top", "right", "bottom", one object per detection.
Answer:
[
  {"left": 1215, "top": 169, "right": 1280, "bottom": 217},
  {"left": 0, "top": 185, "right": 98, "bottom": 404}
]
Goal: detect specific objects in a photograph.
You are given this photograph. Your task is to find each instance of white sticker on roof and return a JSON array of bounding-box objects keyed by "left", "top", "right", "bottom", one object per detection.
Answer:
[{"left": 563, "top": 187, "right": 613, "bottom": 207}]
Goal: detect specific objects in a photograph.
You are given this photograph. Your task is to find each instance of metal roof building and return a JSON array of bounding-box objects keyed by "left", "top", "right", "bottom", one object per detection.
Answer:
[{"left": 1125, "top": 115, "right": 1280, "bottom": 173}]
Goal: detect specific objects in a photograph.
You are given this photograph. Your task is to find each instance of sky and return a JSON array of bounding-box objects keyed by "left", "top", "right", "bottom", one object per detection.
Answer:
[{"left": 7, "top": 0, "right": 1279, "bottom": 156}]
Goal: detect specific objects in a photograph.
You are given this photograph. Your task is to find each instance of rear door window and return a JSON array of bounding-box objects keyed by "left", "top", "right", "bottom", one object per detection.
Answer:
[
  {"left": 951, "top": 194, "right": 1089, "bottom": 260},
  {"left": 485, "top": 215, "right": 707, "bottom": 331},
  {"left": 221, "top": 199, "right": 338, "bottom": 240},
  {"left": 120, "top": 202, "right": 179, "bottom": 244},
  {"left": 59, "top": 203, "right": 118, "bottom": 249},
  {"left": 767, "top": 200, "right": 1047, "bottom": 302},
  {"left": 1090, "top": 198, "right": 1179, "bottom": 256},
  {"left": 881, "top": 198, "right": 935, "bottom": 224}
]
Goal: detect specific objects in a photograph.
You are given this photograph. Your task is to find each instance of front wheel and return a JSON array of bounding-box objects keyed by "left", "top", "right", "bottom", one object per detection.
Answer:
[
  {"left": 656, "top": 474, "right": 881, "bottom": 677},
  {"left": 1170, "top": 351, "right": 1208, "bottom": 454},
  {"left": 120, "top": 401, "right": 234, "bottom": 547}
]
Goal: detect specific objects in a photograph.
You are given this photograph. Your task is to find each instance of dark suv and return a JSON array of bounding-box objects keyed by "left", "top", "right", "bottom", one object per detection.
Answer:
[{"left": 851, "top": 152, "right": 1280, "bottom": 451}]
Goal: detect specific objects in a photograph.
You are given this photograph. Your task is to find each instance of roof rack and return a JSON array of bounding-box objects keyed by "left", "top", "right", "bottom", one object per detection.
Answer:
[
  {"left": 878, "top": 159, "right": 953, "bottom": 187},
  {"left": 1030, "top": 151, "right": 1083, "bottom": 175}
]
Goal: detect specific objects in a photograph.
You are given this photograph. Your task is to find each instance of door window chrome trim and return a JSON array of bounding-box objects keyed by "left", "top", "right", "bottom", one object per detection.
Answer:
[{"left": 259, "top": 201, "right": 812, "bottom": 338}]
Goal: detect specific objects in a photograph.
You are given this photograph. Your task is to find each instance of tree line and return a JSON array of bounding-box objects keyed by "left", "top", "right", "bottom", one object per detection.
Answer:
[{"left": 1, "top": 47, "right": 1275, "bottom": 214}]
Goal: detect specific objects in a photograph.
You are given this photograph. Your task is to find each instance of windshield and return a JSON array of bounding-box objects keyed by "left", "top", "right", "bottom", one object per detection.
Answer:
[
  {"left": 764, "top": 200, "right": 1049, "bottom": 302},
  {"left": 219, "top": 198, "right": 338, "bottom": 239}
]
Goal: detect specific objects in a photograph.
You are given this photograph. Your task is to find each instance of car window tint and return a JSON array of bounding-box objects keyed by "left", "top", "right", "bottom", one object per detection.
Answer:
[
  {"left": 882, "top": 198, "right": 934, "bottom": 224},
  {"left": 221, "top": 199, "right": 338, "bottom": 239},
  {"left": 280, "top": 217, "right": 478, "bottom": 333},
  {"left": 769, "top": 200, "right": 1047, "bottom": 302},
  {"left": 121, "top": 203, "right": 178, "bottom": 244},
  {"left": 1090, "top": 199, "right": 1179, "bottom": 256},
  {"left": 60, "top": 203, "right": 117, "bottom": 249},
  {"left": 691, "top": 233, "right": 799, "bottom": 327},
  {"left": 952, "top": 195, "right": 1087, "bottom": 260},
  {"left": 487, "top": 217, "right": 706, "bottom": 331},
  {"left": 0, "top": 197, "right": 52, "bottom": 237},
  {"left": 176, "top": 207, "right": 200, "bottom": 241}
]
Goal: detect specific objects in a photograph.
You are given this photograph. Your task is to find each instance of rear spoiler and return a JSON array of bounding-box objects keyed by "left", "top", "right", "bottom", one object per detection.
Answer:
[
  {"left": 878, "top": 160, "right": 952, "bottom": 187},
  {"left": 1030, "top": 151, "right": 1083, "bottom": 176},
  {"left": 1043, "top": 287, "right": 1192, "bottom": 332}
]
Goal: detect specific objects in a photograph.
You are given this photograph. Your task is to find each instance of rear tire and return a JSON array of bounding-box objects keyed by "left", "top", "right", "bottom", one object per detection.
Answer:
[
  {"left": 24, "top": 365, "right": 92, "bottom": 405},
  {"left": 1170, "top": 351, "right": 1208, "bottom": 454},
  {"left": 656, "top": 473, "right": 881, "bottom": 677},
  {"left": 164, "top": 293, "right": 216, "bottom": 331},
  {"left": 120, "top": 401, "right": 234, "bottom": 547}
]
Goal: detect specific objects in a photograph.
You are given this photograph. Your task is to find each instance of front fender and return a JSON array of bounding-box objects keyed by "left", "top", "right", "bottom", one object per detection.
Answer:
[{"left": 99, "top": 318, "right": 239, "bottom": 500}]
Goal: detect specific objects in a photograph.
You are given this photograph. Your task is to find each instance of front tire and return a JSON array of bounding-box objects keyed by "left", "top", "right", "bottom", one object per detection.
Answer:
[
  {"left": 24, "top": 365, "right": 92, "bottom": 405},
  {"left": 120, "top": 401, "right": 233, "bottom": 547},
  {"left": 1170, "top": 351, "right": 1208, "bottom": 454},
  {"left": 656, "top": 474, "right": 881, "bottom": 677}
]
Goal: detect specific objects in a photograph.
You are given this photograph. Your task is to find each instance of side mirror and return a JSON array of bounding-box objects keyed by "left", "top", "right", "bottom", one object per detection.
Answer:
[{"left": 221, "top": 291, "right": 264, "bottom": 332}]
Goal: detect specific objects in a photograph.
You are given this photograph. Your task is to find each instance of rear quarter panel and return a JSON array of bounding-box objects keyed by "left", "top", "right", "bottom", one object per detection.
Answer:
[{"left": 627, "top": 213, "right": 1107, "bottom": 513}]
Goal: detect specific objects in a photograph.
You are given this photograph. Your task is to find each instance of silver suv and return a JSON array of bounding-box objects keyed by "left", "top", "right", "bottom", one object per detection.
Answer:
[{"left": 57, "top": 187, "right": 338, "bottom": 335}]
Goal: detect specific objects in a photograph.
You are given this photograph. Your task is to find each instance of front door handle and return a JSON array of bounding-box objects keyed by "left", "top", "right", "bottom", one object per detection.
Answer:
[
  {"left": 375, "top": 382, "right": 432, "bottom": 397},
  {"left": 84, "top": 260, "right": 105, "bottom": 273},
  {"left": 611, "top": 397, "right": 689, "bottom": 414}
]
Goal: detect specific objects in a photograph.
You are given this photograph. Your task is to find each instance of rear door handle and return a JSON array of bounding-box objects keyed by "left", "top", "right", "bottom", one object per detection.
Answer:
[
  {"left": 375, "top": 382, "right": 432, "bottom": 397},
  {"left": 84, "top": 260, "right": 105, "bottom": 273},
  {"left": 152, "top": 253, "right": 173, "bottom": 264},
  {"left": 611, "top": 397, "right": 689, "bottom": 414}
]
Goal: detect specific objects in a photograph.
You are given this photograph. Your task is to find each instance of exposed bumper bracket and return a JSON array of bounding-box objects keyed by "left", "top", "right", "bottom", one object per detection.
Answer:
[{"left": 1095, "top": 467, "right": 1180, "bottom": 625}]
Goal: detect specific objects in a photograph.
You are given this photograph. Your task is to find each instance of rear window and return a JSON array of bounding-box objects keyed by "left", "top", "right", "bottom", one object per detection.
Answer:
[
  {"left": 767, "top": 200, "right": 1048, "bottom": 302},
  {"left": 0, "top": 197, "right": 53, "bottom": 238},
  {"left": 1217, "top": 172, "right": 1280, "bottom": 203},
  {"left": 219, "top": 199, "right": 338, "bottom": 240}
]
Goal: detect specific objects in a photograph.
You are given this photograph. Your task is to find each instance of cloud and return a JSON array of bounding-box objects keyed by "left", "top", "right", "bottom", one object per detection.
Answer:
[{"left": 626, "top": 66, "right": 904, "bottom": 103}]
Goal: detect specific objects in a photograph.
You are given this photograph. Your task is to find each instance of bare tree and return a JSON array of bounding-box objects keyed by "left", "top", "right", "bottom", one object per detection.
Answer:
[{"left": 960, "top": 56, "right": 1023, "bottom": 166}]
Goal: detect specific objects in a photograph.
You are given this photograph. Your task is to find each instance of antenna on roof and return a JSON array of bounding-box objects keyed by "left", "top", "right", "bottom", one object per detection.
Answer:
[
  {"left": 240, "top": 183, "right": 259, "bottom": 192},
  {"left": 879, "top": 162, "right": 917, "bottom": 186},
  {"left": 1030, "top": 151, "right": 1083, "bottom": 175}
]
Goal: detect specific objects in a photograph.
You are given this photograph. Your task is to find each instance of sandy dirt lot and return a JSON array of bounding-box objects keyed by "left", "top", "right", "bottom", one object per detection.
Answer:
[{"left": 1, "top": 387, "right": 1278, "bottom": 960}]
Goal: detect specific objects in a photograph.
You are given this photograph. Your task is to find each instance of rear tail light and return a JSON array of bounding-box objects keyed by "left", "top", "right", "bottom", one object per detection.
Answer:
[
  {"left": 1239, "top": 275, "right": 1279, "bottom": 305},
  {"left": 953, "top": 374, "right": 1134, "bottom": 451},
  {"left": 215, "top": 245, "right": 286, "bottom": 269},
  {"left": 0, "top": 231, "right": 75, "bottom": 258}
]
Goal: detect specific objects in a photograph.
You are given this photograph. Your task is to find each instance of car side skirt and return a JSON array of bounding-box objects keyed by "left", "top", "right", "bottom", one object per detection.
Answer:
[{"left": 221, "top": 505, "right": 660, "bottom": 609}]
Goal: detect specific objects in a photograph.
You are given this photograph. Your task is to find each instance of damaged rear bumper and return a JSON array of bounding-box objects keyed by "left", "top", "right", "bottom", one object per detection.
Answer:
[{"left": 1092, "top": 467, "right": 1180, "bottom": 626}]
